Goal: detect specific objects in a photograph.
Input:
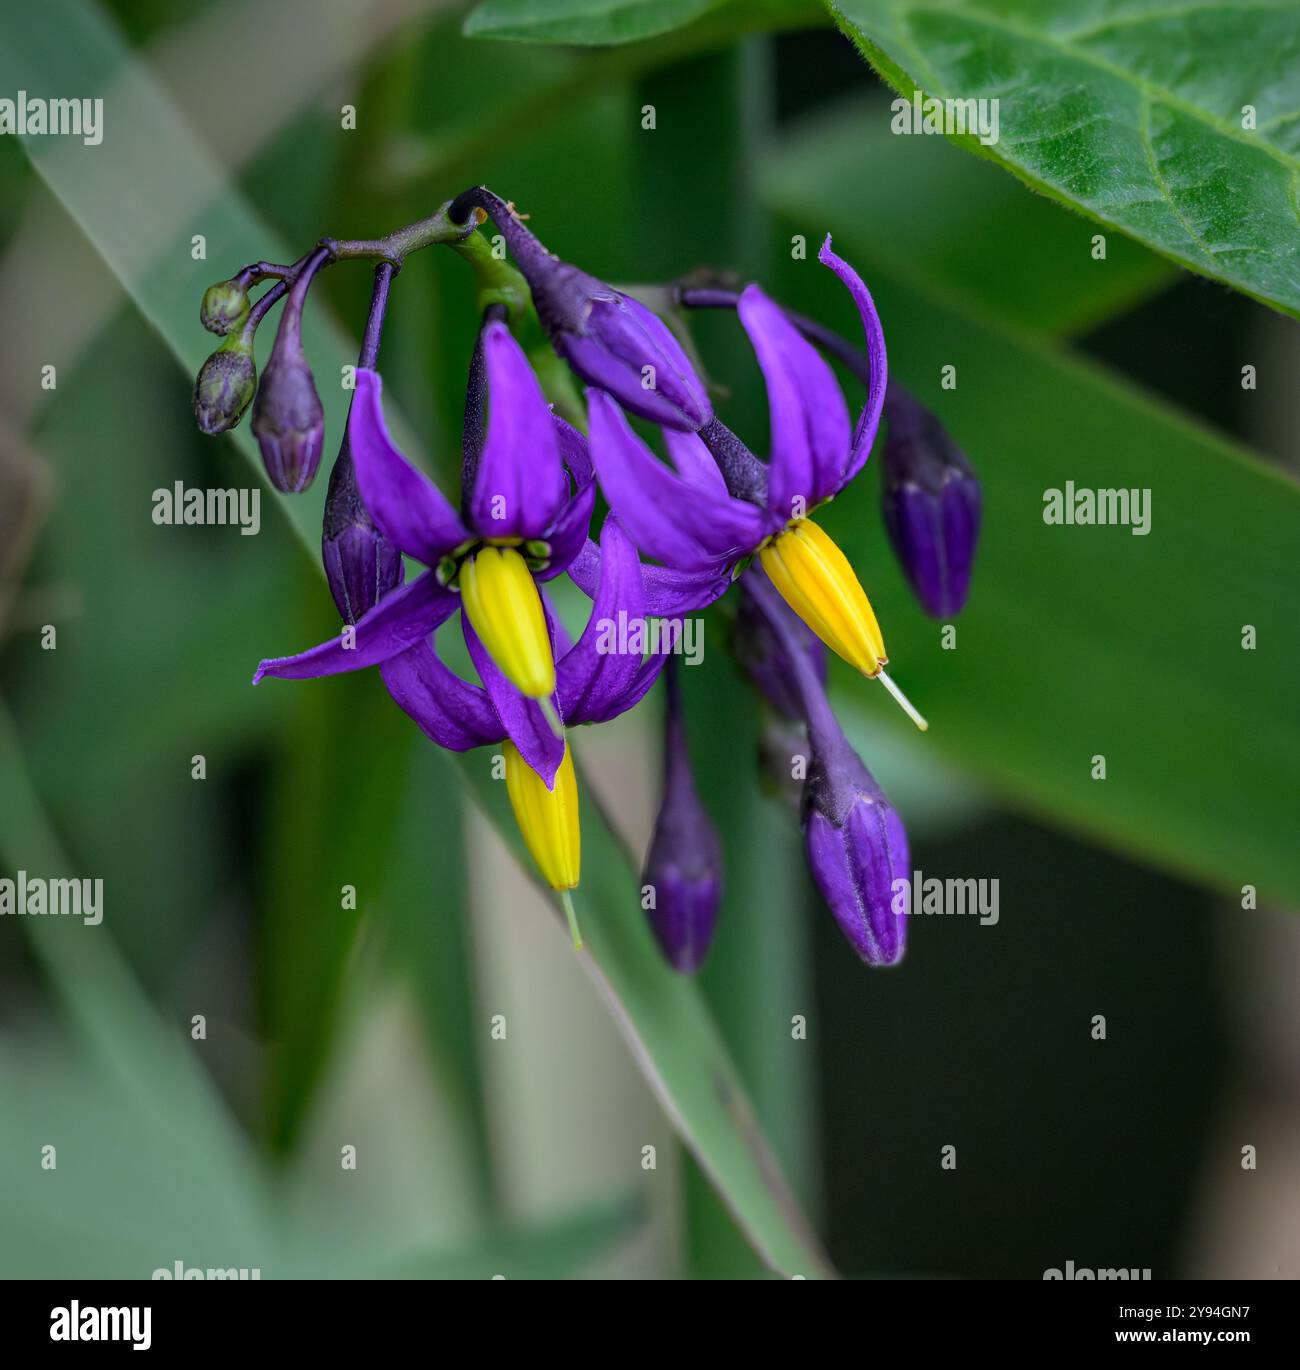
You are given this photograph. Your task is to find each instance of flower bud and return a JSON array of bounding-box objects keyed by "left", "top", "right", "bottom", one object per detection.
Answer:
[
  {"left": 449, "top": 187, "right": 711, "bottom": 431},
  {"left": 642, "top": 664, "right": 722, "bottom": 973},
  {"left": 881, "top": 385, "right": 981, "bottom": 618},
  {"left": 733, "top": 580, "right": 827, "bottom": 722},
  {"left": 321, "top": 439, "right": 403, "bottom": 623},
  {"left": 193, "top": 334, "right": 256, "bottom": 435},
  {"left": 802, "top": 725, "right": 908, "bottom": 967},
  {"left": 251, "top": 332, "right": 325, "bottom": 493},
  {"left": 200, "top": 279, "right": 250, "bottom": 336}
]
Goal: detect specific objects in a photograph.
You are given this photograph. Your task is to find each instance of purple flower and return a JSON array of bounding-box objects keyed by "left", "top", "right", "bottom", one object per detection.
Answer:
[
  {"left": 881, "top": 383, "right": 981, "bottom": 619},
  {"left": 745, "top": 570, "right": 908, "bottom": 966},
  {"left": 252, "top": 326, "right": 675, "bottom": 789},
  {"left": 450, "top": 187, "right": 711, "bottom": 431},
  {"left": 586, "top": 236, "right": 926, "bottom": 730},
  {"left": 641, "top": 660, "right": 723, "bottom": 973}
]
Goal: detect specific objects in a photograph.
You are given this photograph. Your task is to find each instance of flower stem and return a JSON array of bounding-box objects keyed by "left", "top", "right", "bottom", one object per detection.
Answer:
[{"left": 559, "top": 888, "right": 583, "bottom": 951}]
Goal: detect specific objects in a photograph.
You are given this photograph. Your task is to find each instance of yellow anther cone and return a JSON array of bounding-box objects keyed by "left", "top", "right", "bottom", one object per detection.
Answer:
[
  {"left": 759, "top": 518, "right": 886, "bottom": 677},
  {"left": 460, "top": 545, "right": 556, "bottom": 699},
  {"left": 504, "top": 742, "right": 583, "bottom": 947}
]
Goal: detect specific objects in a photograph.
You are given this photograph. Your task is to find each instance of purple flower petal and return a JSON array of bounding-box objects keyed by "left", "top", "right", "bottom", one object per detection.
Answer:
[
  {"left": 558, "top": 516, "right": 645, "bottom": 725},
  {"left": 468, "top": 322, "right": 567, "bottom": 539},
  {"left": 350, "top": 369, "right": 469, "bottom": 565},
  {"left": 663, "top": 426, "right": 730, "bottom": 499},
  {"left": 556, "top": 292, "right": 711, "bottom": 431},
  {"left": 586, "top": 390, "right": 764, "bottom": 571},
  {"left": 818, "top": 236, "right": 888, "bottom": 485},
  {"left": 462, "top": 614, "right": 565, "bottom": 788},
  {"left": 567, "top": 536, "right": 732, "bottom": 615},
  {"left": 537, "top": 415, "right": 596, "bottom": 582},
  {"left": 379, "top": 638, "right": 502, "bottom": 751},
  {"left": 737, "top": 283, "right": 850, "bottom": 521},
  {"left": 253, "top": 569, "right": 456, "bottom": 683}
]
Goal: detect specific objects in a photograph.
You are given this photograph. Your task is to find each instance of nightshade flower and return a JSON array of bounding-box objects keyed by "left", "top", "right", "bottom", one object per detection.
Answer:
[
  {"left": 641, "top": 659, "right": 723, "bottom": 973},
  {"left": 745, "top": 570, "right": 908, "bottom": 966},
  {"left": 253, "top": 331, "right": 668, "bottom": 941},
  {"left": 587, "top": 235, "right": 927, "bottom": 731},
  {"left": 880, "top": 383, "right": 981, "bottom": 619},
  {"left": 255, "top": 324, "right": 595, "bottom": 754},
  {"left": 449, "top": 187, "right": 712, "bottom": 432}
]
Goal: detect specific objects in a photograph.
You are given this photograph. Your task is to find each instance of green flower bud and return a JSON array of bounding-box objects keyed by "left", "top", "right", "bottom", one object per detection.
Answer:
[
  {"left": 193, "top": 334, "right": 257, "bottom": 435},
  {"left": 200, "top": 279, "right": 250, "bottom": 336}
]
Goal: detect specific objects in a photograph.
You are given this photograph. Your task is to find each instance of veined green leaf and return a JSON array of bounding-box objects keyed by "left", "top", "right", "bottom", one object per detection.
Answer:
[
  {"left": 1, "top": 0, "right": 830, "bottom": 1277},
  {"left": 763, "top": 94, "right": 1176, "bottom": 335},
  {"left": 830, "top": 0, "right": 1300, "bottom": 317}
]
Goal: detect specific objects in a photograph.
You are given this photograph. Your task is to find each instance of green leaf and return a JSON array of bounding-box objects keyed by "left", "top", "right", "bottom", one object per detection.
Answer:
[
  {"left": 2, "top": 0, "right": 830, "bottom": 1277},
  {"left": 465, "top": 0, "right": 723, "bottom": 45},
  {"left": 830, "top": 0, "right": 1300, "bottom": 318},
  {"left": 763, "top": 94, "right": 1176, "bottom": 336},
  {"left": 758, "top": 202, "right": 1300, "bottom": 902}
]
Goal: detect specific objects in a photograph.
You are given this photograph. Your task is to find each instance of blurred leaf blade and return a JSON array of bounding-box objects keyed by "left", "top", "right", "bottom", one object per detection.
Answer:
[
  {"left": 464, "top": 0, "right": 723, "bottom": 44},
  {"left": 830, "top": 0, "right": 1300, "bottom": 318},
  {"left": 3, "top": 0, "right": 831, "bottom": 1277}
]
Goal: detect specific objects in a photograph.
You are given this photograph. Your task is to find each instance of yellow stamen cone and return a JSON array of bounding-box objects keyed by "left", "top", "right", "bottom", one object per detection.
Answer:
[
  {"left": 504, "top": 742, "right": 582, "bottom": 934},
  {"left": 759, "top": 518, "right": 887, "bottom": 677},
  {"left": 460, "top": 546, "right": 556, "bottom": 699}
]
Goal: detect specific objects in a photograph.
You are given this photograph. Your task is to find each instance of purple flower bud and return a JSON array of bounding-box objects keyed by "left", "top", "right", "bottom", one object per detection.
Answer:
[
  {"left": 200, "top": 279, "right": 250, "bottom": 336},
  {"left": 803, "top": 733, "right": 908, "bottom": 967},
  {"left": 733, "top": 579, "right": 827, "bottom": 722},
  {"left": 251, "top": 249, "right": 327, "bottom": 493},
  {"left": 642, "top": 662, "right": 722, "bottom": 973},
  {"left": 449, "top": 187, "right": 711, "bottom": 431},
  {"left": 193, "top": 335, "right": 256, "bottom": 434},
  {"left": 321, "top": 438, "right": 403, "bottom": 623},
  {"left": 881, "top": 384, "right": 981, "bottom": 619}
]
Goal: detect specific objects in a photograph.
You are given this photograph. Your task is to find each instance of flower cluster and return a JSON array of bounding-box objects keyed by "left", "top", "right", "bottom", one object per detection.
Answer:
[{"left": 192, "top": 189, "right": 981, "bottom": 967}]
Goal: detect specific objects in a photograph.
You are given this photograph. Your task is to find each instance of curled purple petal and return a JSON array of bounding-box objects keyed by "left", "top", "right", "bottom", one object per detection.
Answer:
[
  {"left": 380, "top": 638, "right": 502, "bottom": 751},
  {"left": 818, "top": 236, "right": 888, "bottom": 484},
  {"left": 537, "top": 415, "right": 596, "bottom": 582},
  {"left": 738, "top": 283, "right": 850, "bottom": 519},
  {"left": 469, "top": 322, "right": 567, "bottom": 539},
  {"left": 558, "top": 516, "right": 645, "bottom": 725},
  {"left": 587, "top": 390, "right": 764, "bottom": 571},
  {"left": 253, "top": 570, "right": 456, "bottom": 683},
  {"left": 349, "top": 369, "right": 469, "bottom": 565},
  {"left": 566, "top": 536, "right": 732, "bottom": 616}
]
